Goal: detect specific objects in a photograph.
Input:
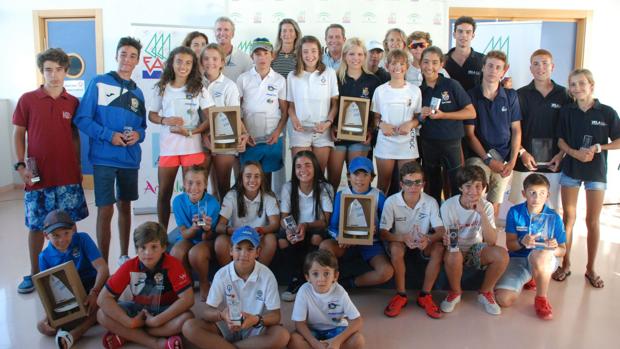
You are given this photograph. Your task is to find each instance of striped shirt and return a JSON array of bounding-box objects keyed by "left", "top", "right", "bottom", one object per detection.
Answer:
[{"left": 271, "top": 51, "right": 297, "bottom": 78}]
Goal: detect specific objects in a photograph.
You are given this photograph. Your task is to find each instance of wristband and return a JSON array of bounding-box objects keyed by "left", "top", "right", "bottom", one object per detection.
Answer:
[
  {"left": 594, "top": 143, "right": 601, "bottom": 153},
  {"left": 13, "top": 162, "right": 26, "bottom": 171},
  {"left": 518, "top": 148, "right": 526, "bottom": 157},
  {"left": 483, "top": 154, "right": 492, "bottom": 166}
]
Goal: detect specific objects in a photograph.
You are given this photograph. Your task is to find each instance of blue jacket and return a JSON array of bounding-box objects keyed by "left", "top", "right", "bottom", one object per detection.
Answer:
[{"left": 74, "top": 71, "right": 147, "bottom": 169}]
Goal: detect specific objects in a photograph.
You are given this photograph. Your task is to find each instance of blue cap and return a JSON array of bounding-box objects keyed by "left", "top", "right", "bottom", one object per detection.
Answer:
[
  {"left": 349, "top": 156, "right": 374, "bottom": 174},
  {"left": 231, "top": 226, "right": 261, "bottom": 247}
]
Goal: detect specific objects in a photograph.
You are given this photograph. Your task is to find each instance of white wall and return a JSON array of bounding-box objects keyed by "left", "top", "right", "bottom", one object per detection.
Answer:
[{"left": 1, "top": 0, "right": 619, "bottom": 187}]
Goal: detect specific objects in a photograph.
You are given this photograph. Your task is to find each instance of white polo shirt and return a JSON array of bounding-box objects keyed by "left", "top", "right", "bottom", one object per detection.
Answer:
[
  {"left": 380, "top": 191, "right": 443, "bottom": 235},
  {"left": 371, "top": 82, "right": 422, "bottom": 159},
  {"left": 237, "top": 68, "right": 286, "bottom": 138},
  {"left": 286, "top": 68, "right": 339, "bottom": 125},
  {"left": 207, "top": 261, "right": 280, "bottom": 315},
  {"left": 149, "top": 84, "right": 214, "bottom": 156},
  {"left": 223, "top": 47, "right": 253, "bottom": 83},
  {"left": 205, "top": 73, "right": 240, "bottom": 107},
  {"left": 280, "top": 181, "right": 334, "bottom": 224},
  {"left": 291, "top": 282, "right": 360, "bottom": 331},
  {"left": 220, "top": 190, "right": 280, "bottom": 228},
  {"left": 439, "top": 195, "right": 496, "bottom": 250}
]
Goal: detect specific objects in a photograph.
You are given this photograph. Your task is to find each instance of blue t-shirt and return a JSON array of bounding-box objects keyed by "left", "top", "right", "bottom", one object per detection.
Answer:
[
  {"left": 465, "top": 85, "right": 522, "bottom": 160},
  {"left": 505, "top": 202, "right": 566, "bottom": 258},
  {"left": 419, "top": 75, "right": 472, "bottom": 140},
  {"left": 39, "top": 232, "right": 101, "bottom": 289},
  {"left": 172, "top": 191, "right": 221, "bottom": 243},
  {"left": 328, "top": 187, "right": 385, "bottom": 241}
]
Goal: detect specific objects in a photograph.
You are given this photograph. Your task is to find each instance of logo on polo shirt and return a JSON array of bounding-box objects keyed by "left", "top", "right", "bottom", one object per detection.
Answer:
[
  {"left": 185, "top": 93, "right": 193, "bottom": 100},
  {"left": 592, "top": 120, "right": 607, "bottom": 127},
  {"left": 441, "top": 91, "right": 451, "bottom": 102},
  {"left": 214, "top": 91, "right": 223, "bottom": 98},
  {"left": 501, "top": 106, "right": 508, "bottom": 112},
  {"left": 328, "top": 301, "right": 338, "bottom": 309},
  {"left": 516, "top": 226, "right": 528, "bottom": 232},
  {"left": 468, "top": 70, "right": 481, "bottom": 76},
  {"left": 320, "top": 76, "right": 327, "bottom": 84},
  {"left": 226, "top": 284, "right": 233, "bottom": 292},
  {"left": 268, "top": 85, "right": 276, "bottom": 92},
  {"left": 130, "top": 98, "right": 140, "bottom": 113},
  {"left": 362, "top": 87, "right": 369, "bottom": 98},
  {"left": 71, "top": 247, "right": 80, "bottom": 258},
  {"left": 550, "top": 103, "right": 561, "bottom": 109},
  {"left": 267, "top": 98, "right": 274, "bottom": 104},
  {"left": 256, "top": 289, "right": 264, "bottom": 301},
  {"left": 62, "top": 111, "right": 72, "bottom": 119}
]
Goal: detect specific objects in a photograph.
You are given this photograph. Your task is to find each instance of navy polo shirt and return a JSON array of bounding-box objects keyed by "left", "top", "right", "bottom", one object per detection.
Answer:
[
  {"left": 558, "top": 100, "right": 620, "bottom": 182},
  {"left": 444, "top": 48, "right": 484, "bottom": 92},
  {"left": 516, "top": 80, "right": 571, "bottom": 172},
  {"left": 39, "top": 232, "right": 101, "bottom": 288},
  {"left": 466, "top": 85, "right": 522, "bottom": 160},
  {"left": 505, "top": 202, "right": 566, "bottom": 258},
  {"left": 336, "top": 72, "right": 382, "bottom": 146},
  {"left": 419, "top": 75, "right": 472, "bottom": 140},
  {"left": 373, "top": 67, "right": 391, "bottom": 84}
]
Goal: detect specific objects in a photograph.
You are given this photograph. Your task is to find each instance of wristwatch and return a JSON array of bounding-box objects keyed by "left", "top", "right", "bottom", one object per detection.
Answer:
[
  {"left": 14, "top": 161, "right": 26, "bottom": 171},
  {"left": 483, "top": 154, "right": 493, "bottom": 166},
  {"left": 253, "top": 314, "right": 264, "bottom": 328}
]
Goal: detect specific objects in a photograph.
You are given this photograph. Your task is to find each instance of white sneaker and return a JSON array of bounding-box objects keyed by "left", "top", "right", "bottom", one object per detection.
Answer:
[
  {"left": 440, "top": 292, "right": 461, "bottom": 313},
  {"left": 118, "top": 255, "right": 130, "bottom": 267},
  {"left": 478, "top": 291, "right": 501, "bottom": 315}
]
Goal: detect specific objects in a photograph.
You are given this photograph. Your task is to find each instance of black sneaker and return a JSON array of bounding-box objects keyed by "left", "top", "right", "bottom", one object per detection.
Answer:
[{"left": 281, "top": 277, "right": 303, "bottom": 302}]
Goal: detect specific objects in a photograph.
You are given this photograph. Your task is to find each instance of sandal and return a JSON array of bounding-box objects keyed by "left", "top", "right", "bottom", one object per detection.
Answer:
[
  {"left": 102, "top": 331, "right": 125, "bottom": 349},
  {"left": 585, "top": 273, "right": 604, "bottom": 288},
  {"left": 551, "top": 267, "right": 571, "bottom": 282},
  {"left": 55, "top": 329, "right": 73, "bottom": 349},
  {"left": 166, "top": 335, "right": 183, "bottom": 349}
]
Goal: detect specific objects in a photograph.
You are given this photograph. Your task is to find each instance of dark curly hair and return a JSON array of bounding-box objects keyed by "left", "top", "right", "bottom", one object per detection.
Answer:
[{"left": 155, "top": 46, "right": 204, "bottom": 97}]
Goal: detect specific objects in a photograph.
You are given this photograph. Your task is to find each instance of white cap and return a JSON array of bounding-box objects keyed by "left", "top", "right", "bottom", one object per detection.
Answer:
[{"left": 366, "top": 40, "right": 384, "bottom": 52}]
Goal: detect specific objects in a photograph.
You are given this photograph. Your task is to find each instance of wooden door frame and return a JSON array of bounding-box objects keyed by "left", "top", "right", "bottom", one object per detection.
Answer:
[
  {"left": 32, "top": 9, "right": 104, "bottom": 189},
  {"left": 449, "top": 8, "right": 592, "bottom": 69}
]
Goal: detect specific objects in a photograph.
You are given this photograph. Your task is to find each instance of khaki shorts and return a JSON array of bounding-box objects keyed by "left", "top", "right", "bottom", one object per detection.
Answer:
[{"left": 465, "top": 157, "right": 512, "bottom": 204}]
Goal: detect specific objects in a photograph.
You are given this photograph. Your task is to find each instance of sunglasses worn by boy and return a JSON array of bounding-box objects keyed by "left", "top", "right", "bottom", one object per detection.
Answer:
[
  {"left": 402, "top": 179, "right": 424, "bottom": 187},
  {"left": 409, "top": 42, "right": 427, "bottom": 49}
]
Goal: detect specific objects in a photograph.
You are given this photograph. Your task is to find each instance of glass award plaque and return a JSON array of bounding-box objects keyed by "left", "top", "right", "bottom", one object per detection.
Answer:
[
  {"left": 531, "top": 138, "right": 554, "bottom": 166},
  {"left": 246, "top": 112, "right": 268, "bottom": 144},
  {"left": 430, "top": 97, "right": 441, "bottom": 113},
  {"left": 529, "top": 213, "right": 555, "bottom": 250},
  {"left": 174, "top": 98, "right": 198, "bottom": 130},
  {"left": 26, "top": 157, "right": 41, "bottom": 183}
]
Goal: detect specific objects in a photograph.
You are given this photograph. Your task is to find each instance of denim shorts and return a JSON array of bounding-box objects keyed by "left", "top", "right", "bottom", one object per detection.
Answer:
[
  {"left": 93, "top": 165, "right": 139, "bottom": 207},
  {"left": 24, "top": 184, "right": 88, "bottom": 231},
  {"left": 495, "top": 254, "right": 559, "bottom": 292},
  {"left": 559, "top": 172, "right": 606, "bottom": 191},
  {"left": 240, "top": 137, "right": 284, "bottom": 173},
  {"left": 333, "top": 142, "right": 371, "bottom": 153},
  {"left": 311, "top": 326, "right": 347, "bottom": 340}
]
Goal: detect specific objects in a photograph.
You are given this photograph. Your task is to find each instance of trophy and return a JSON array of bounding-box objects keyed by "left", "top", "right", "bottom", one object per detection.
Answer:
[
  {"left": 448, "top": 225, "right": 459, "bottom": 252},
  {"left": 226, "top": 287, "right": 243, "bottom": 326},
  {"left": 123, "top": 126, "right": 133, "bottom": 142},
  {"left": 338, "top": 194, "right": 376, "bottom": 245},
  {"left": 245, "top": 112, "right": 268, "bottom": 144},
  {"left": 196, "top": 204, "right": 207, "bottom": 227},
  {"left": 283, "top": 216, "right": 300, "bottom": 243},
  {"left": 387, "top": 102, "right": 407, "bottom": 132},
  {"left": 429, "top": 97, "right": 441, "bottom": 114},
  {"left": 301, "top": 99, "right": 323, "bottom": 131},
  {"left": 26, "top": 157, "right": 41, "bottom": 183},
  {"left": 337, "top": 97, "right": 370, "bottom": 142},
  {"left": 531, "top": 138, "right": 554, "bottom": 167},
  {"left": 209, "top": 107, "right": 241, "bottom": 153},
  {"left": 529, "top": 213, "right": 555, "bottom": 250},
  {"left": 581, "top": 135, "right": 593, "bottom": 150},
  {"left": 174, "top": 98, "right": 198, "bottom": 130}
]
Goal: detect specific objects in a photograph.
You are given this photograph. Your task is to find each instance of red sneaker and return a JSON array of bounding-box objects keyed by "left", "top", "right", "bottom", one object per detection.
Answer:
[
  {"left": 417, "top": 294, "right": 442, "bottom": 319},
  {"left": 523, "top": 278, "right": 537, "bottom": 290},
  {"left": 384, "top": 294, "right": 408, "bottom": 317},
  {"left": 534, "top": 296, "right": 553, "bottom": 320}
]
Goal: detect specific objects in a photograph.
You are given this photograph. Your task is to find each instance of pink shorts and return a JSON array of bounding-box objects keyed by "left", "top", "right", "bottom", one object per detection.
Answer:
[{"left": 159, "top": 152, "right": 205, "bottom": 168}]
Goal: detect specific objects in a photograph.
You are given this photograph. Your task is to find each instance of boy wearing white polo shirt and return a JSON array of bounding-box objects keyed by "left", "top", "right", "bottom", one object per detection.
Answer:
[
  {"left": 380, "top": 161, "right": 445, "bottom": 319},
  {"left": 183, "top": 226, "right": 290, "bottom": 349},
  {"left": 237, "top": 38, "right": 288, "bottom": 187}
]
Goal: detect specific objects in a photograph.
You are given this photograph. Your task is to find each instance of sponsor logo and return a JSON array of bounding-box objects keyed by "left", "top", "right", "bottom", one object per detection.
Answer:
[
  {"left": 272, "top": 12, "right": 285, "bottom": 23},
  {"left": 142, "top": 32, "right": 170, "bottom": 79},
  {"left": 362, "top": 12, "right": 377, "bottom": 23},
  {"left": 501, "top": 106, "right": 508, "bottom": 112},
  {"left": 71, "top": 247, "right": 80, "bottom": 258},
  {"left": 342, "top": 11, "right": 351, "bottom": 23},
  {"left": 267, "top": 85, "right": 276, "bottom": 92},
  {"left": 62, "top": 111, "right": 72, "bottom": 119},
  {"left": 483, "top": 36, "right": 510, "bottom": 56},
  {"left": 550, "top": 103, "right": 561, "bottom": 109},
  {"left": 256, "top": 289, "right": 264, "bottom": 301},
  {"left": 407, "top": 13, "right": 420, "bottom": 24},
  {"left": 214, "top": 91, "right": 223, "bottom": 98},
  {"left": 388, "top": 12, "right": 397, "bottom": 24},
  {"left": 362, "top": 87, "right": 369, "bottom": 97},
  {"left": 230, "top": 12, "right": 244, "bottom": 24},
  {"left": 317, "top": 12, "right": 330, "bottom": 23},
  {"left": 592, "top": 120, "right": 607, "bottom": 126},
  {"left": 253, "top": 12, "right": 262, "bottom": 24},
  {"left": 442, "top": 91, "right": 450, "bottom": 101}
]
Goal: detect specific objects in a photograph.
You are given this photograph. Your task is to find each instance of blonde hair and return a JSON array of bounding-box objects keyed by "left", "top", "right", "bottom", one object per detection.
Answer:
[
  {"left": 406, "top": 31, "right": 432, "bottom": 47},
  {"left": 336, "top": 38, "right": 372, "bottom": 84},
  {"left": 383, "top": 28, "right": 407, "bottom": 52},
  {"left": 568, "top": 68, "right": 595, "bottom": 99}
]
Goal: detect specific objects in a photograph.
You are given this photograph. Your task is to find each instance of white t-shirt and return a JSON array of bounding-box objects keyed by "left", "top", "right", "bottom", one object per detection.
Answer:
[
  {"left": 286, "top": 68, "right": 339, "bottom": 125},
  {"left": 207, "top": 261, "right": 280, "bottom": 315},
  {"left": 380, "top": 191, "right": 443, "bottom": 235},
  {"left": 205, "top": 73, "right": 240, "bottom": 107},
  {"left": 371, "top": 82, "right": 422, "bottom": 159},
  {"left": 220, "top": 190, "right": 280, "bottom": 229},
  {"left": 222, "top": 47, "right": 253, "bottom": 83},
  {"left": 149, "top": 84, "right": 214, "bottom": 156},
  {"left": 405, "top": 66, "right": 451, "bottom": 87},
  {"left": 439, "top": 195, "right": 496, "bottom": 250},
  {"left": 237, "top": 68, "right": 286, "bottom": 138},
  {"left": 280, "top": 181, "right": 334, "bottom": 224},
  {"left": 291, "top": 282, "right": 360, "bottom": 331}
]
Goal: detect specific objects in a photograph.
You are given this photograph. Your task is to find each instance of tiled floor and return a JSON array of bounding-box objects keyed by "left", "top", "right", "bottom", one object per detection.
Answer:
[{"left": 1, "top": 188, "right": 618, "bottom": 348}]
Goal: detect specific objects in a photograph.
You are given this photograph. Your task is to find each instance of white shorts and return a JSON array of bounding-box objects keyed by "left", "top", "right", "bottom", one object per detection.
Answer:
[
  {"left": 288, "top": 125, "right": 334, "bottom": 148},
  {"left": 509, "top": 171, "right": 561, "bottom": 210}
]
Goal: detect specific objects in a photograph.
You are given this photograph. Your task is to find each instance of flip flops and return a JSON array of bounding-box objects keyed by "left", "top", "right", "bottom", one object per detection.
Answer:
[
  {"left": 102, "top": 331, "right": 125, "bottom": 349},
  {"left": 585, "top": 273, "right": 605, "bottom": 288},
  {"left": 55, "top": 329, "right": 73, "bottom": 349},
  {"left": 166, "top": 335, "right": 183, "bottom": 349},
  {"left": 551, "top": 267, "right": 571, "bottom": 282}
]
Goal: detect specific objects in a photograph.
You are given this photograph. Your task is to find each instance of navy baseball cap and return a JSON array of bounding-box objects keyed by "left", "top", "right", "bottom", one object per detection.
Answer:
[
  {"left": 349, "top": 156, "right": 374, "bottom": 174},
  {"left": 231, "top": 226, "right": 261, "bottom": 247},
  {"left": 43, "top": 210, "right": 75, "bottom": 234}
]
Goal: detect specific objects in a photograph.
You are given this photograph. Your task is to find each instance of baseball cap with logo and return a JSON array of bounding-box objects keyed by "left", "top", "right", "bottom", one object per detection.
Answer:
[
  {"left": 231, "top": 225, "right": 261, "bottom": 247},
  {"left": 251, "top": 38, "right": 273, "bottom": 54},
  {"left": 43, "top": 210, "right": 75, "bottom": 234}
]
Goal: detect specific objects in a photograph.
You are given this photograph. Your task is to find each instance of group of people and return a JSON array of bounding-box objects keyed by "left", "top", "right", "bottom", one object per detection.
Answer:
[{"left": 13, "top": 13, "right": 619, "bottom": 349}]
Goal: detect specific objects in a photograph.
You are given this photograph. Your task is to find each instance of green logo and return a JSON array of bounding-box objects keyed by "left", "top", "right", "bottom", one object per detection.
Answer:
[
  {"left": 483, "top": 36, "right": 510, "bottom": 56},
  {"left": 144, "top": 32, "right": 171, "bottom": 59}
]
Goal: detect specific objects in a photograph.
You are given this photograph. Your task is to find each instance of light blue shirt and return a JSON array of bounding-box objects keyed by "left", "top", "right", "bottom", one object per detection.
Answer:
[{"left": 322, "top": 52, "right": 341, "bottom": 70}]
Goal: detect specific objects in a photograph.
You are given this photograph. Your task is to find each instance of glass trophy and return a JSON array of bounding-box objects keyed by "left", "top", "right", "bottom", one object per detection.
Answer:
[
  {"left": 302, "top": 99, "right": 322, "bottom": 131},
  {"left": 342, "top": 102, "right": 363, "bottom": 133},
  {"left": 26, "top": 157, "right": 41, "bottom": 183},
  {"left": 387, "top": 103, "right": 406, "bottom": 129},
  {"left": 174, "top": 98, "right": 198, "bottom": 130},
  {"left": 49, "top": 274, "right": 78, "bottom": 313},
  {"left": 448, "top": 225, "right": 459, "bottom": 252},
  {"left": 406, "top": 224, "right": 422, "bottom": 249},
  {"left": 214, "top": 112, "right": 236, "bottom": 144},
  {"left": 429, "top": 97, "right": 441, "bottom": 114},
  {"left": 123, "top": 126, "right": 133, "bottom": 141},
  {"left": 226, "top": 290, "right": 243, "bottom": 326},
  {"left": 196, "top": 204, "right": 206, "bottom": 226},
  {"left": 151, "top": 273, "right": 164, "bottom": 315},
  {"left": 529, "top": 213, "right": 555, "bottom": 250},
  {"left": 581, "top": 135, "right": 593, "bottom": 150},
  {"left": 283, "top": 216, "right": 300, "bottom": 243},
  {"left": 344, "top": 199, "right": 368, "bottom": 236},
  {"left": 531, "top": 138, "right": 554, "bottom": 167},
  {"left": 247, "top": 112, "right": 268, "bottom": 144}
]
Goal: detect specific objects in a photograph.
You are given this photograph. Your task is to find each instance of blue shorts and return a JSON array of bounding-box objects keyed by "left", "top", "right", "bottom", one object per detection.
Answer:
[
  {"left": 559, "top": 172, "right": 606, "bottom": 191},
  {"left": 333, "top": 142, "right": 371, "bottom": 153},
  {"left": 344, "top": 240, "right": 385, "bottom": 262},
  {"left": 117, "top": 301, "right": 170, "bottom": 317},
  {"left": 24, "top": 184, "right": 88, "bottom": 231},
  {"left": 240, "top": 137, "right": 284, "bottom": 173},
  {"left": 495, "top": 255, "right": 559, "bottom": 292},
  {"left": 93, "top": 165, "right": 139, "bottom": 207},
  {"left": 311, "top": 326, "right": 347, "bottom": 341}
]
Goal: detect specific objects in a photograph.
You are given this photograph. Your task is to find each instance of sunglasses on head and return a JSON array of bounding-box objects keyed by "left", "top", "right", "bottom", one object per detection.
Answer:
[
  {"left": 409, "top": 42, "right": 427, "bottom": 49},
  {"left": 402, "top": 179, "right": 424, "bottom": 187}
]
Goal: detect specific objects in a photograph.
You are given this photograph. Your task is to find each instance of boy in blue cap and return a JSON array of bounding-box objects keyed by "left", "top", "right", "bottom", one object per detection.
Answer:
[
  {"left": 320, "top": 156, "right": 394, "bottom": 289},
  {"left": 183, "top": 226, "right": 290, "bottom": 349},
  {"left": 37, "top": 210, "right": 109, "bottom": 349}
]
